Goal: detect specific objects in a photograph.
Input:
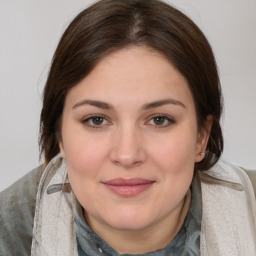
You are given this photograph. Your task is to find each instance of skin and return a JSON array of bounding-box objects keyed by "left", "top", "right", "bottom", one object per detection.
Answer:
[{"left": 59, "top": 46, "right": 212, "bottom": 254}]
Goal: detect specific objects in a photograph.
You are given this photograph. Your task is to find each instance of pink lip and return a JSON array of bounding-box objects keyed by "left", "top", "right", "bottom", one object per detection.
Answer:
[{"left": 102, "top": 178, "right": 155, "bottom": 197}]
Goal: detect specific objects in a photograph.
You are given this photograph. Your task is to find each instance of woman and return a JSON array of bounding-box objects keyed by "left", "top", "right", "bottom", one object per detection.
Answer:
[{"left": 0, "top": 0, "right": 255, "bottom": 255}]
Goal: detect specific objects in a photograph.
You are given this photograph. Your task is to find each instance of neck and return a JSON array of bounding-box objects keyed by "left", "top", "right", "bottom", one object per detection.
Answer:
[{"left": 85, "top": 190, "right": 191, "bottom": 254}]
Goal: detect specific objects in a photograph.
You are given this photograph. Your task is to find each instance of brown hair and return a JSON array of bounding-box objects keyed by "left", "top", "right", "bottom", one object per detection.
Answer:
[{"left": 40, "top": 0, "right": 223, "bottom": 171}]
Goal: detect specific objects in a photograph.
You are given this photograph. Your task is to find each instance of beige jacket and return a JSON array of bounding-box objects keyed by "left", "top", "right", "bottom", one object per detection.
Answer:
[{"left": 200, "top": 159, "right": 256, "bottom": 255}]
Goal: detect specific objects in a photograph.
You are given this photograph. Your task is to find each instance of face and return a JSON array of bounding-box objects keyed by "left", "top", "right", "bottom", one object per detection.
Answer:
[{"left": 59, "top": 46, "right": 210, "bottom": 234}]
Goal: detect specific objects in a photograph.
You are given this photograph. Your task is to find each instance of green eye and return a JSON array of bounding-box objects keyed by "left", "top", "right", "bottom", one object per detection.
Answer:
[
  {"left": 148, "top": 115, "right": 174, "bottom": 127},
  {"left": 153, "top": 116, "right": 166, "bottom": 126}
]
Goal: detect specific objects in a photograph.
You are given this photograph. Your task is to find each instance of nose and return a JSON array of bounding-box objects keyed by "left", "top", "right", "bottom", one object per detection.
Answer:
[{"left": 109, "top": 125, "right": 147, "bottom": 168}]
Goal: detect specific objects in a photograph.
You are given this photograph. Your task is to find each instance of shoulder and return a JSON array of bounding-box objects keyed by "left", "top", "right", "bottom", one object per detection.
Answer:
[
  {"left": 206, "top": 158, "right": 255, "bottom": 190},
  {"left": 0, "top": 165, "right": 43, "bottom": 205},
  {"left": 200, "top": 159, "right": 256, "bottom": 254},
  {"left": 0, "top": 166, "right": 43, "bottom": 255},
  {"left": 202, "top": 158, "right": 256, "bottom": 219},
  {"left": 241, "top": 168, "right": 256, "bottom": 198}
]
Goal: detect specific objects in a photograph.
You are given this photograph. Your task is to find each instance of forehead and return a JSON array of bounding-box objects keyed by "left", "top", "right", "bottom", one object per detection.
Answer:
[{"left": 64, "top": 46, "right": 194, "bottom": 110}]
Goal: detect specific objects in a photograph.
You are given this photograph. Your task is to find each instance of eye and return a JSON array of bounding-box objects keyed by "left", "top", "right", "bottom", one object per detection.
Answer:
[
  {"left": 82, "top": 115, "right": 109, "bottom": 128},
  {"left": 147, "top": 115, "right": 174, "bottom": 128}
]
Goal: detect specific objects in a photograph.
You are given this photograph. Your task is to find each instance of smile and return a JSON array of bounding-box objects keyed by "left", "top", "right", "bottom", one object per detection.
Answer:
[{"left": 102, "top": 178, "right": 155, "bottom": 197}]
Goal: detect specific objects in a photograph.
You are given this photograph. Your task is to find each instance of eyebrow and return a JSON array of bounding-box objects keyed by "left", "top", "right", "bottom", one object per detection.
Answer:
[
  {"left": 72, "top": 100, "right": 113, "bottom": 110},
  {"left": 142, "top": 99, "right": 186, "bottom": 110},
  {"left": 72, "top": 98, "right": 186, "bottom": 110}
]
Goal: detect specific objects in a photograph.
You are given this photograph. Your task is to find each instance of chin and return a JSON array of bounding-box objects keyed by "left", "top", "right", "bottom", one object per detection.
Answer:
[{"left": 102, "top": 209, "right": 154, "bottom": 231}]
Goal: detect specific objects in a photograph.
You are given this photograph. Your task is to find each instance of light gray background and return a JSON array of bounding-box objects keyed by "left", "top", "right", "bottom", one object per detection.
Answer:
[{"left": 0, "top": 0, "right": 256, "bottom": 191}]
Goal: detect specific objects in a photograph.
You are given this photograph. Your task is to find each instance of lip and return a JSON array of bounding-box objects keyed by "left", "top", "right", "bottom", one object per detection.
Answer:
[{"left": 102, "top": 178, "right": 155, "bottom": 197}]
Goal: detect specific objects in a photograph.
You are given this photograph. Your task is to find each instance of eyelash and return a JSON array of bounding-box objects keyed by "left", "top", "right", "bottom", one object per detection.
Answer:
[
  {"left": 146, "top": 114, "right": 175, "bottom": 128},
  {"left": 81, "top": 114, "right": 175, "bottom": 129},
  {"left": 82, "top": 114, "right": 110, "bottom": 128}
]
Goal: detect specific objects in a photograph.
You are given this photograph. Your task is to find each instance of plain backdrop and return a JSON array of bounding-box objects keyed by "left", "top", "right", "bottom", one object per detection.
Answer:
[{"left": 0, "top": 0, "right": 256, "bottom": 191}]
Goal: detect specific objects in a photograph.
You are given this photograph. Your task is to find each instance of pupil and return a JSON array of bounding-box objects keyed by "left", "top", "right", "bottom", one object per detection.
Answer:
[
  {"left": 92, "top": 117, "right": 103, "bottom": 125},
  {"left": 154, "top": 117, "right": 165, "bottom": 125}
]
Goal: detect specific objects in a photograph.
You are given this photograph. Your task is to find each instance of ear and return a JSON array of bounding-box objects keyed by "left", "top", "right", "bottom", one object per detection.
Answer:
[
  {"left": 59, "top": 141, "right": 66, "bottom": 158},
  {"left": 194, "top": 115, "right": 213, "bottom": 162}
]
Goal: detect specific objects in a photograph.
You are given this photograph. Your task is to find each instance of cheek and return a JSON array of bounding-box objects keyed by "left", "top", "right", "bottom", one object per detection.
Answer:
[
  {"left": 62, "top": 128, "right": 111, "bottom": 182},
  {"left": 149, "top": 128, "right": 198, "bottom": 172},
  {"left": 63, "top": 136, "right": 109, "bottom": 208}
]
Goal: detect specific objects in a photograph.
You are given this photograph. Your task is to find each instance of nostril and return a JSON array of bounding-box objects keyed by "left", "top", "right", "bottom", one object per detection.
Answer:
[
  {"left": 109, "top": 130, "right": 147, "bottom": 167},
  {"left": 110, "top": 149, "right": 147, "bottom": 168}
]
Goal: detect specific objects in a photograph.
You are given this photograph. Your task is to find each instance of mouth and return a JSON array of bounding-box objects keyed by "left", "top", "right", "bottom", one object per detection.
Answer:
[{"left": 102, "top": 178, "right": 155, "bottom": 197}]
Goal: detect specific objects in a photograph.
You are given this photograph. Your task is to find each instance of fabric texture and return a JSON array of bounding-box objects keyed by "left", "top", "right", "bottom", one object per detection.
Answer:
[
  {"left": 243, "top": 169, "right": 256, "bottom": 198},
  {"left": 200, "top": 159, "right": 256, "bottom": 255},
  {"left": 31, "top": 157, "right": 78, "bottom": 256},
  {"left": 0, "top": 166, "right": 42, "bottom": 256}
]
